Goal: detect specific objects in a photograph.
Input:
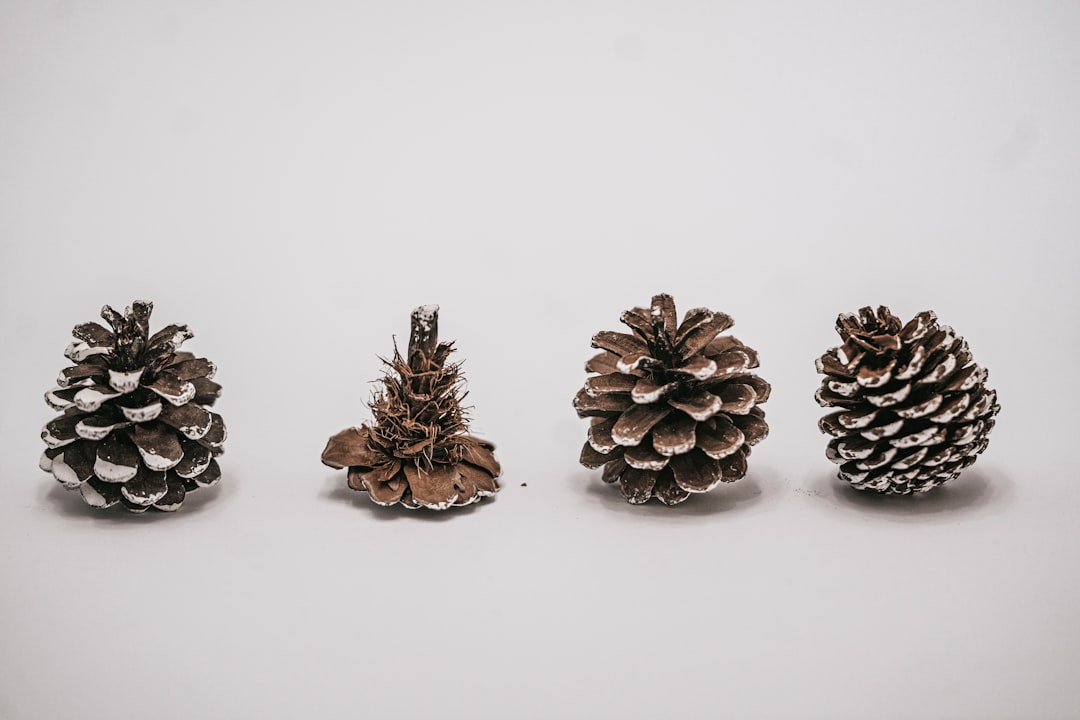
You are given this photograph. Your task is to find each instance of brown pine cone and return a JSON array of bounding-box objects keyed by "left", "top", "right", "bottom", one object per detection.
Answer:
[
  {"left": 40, "top": 301, "right": 226, "bottom": 512},
  {"left": 815, "top": 306, "right": 1000, "bottom": 494},
  {"left": 321, "top": 305, "right": 500, "bottom": 510},
  {"left": 574, "top": 294, "right": 770, "bottom": 505}
]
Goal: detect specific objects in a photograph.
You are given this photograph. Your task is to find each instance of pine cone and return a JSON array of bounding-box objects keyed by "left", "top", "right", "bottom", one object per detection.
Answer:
[
  {"left": 39, "top": 301, "right": 226, "bottom": 512},
  {"left": 321, "top": 305, "right": 500, "bottom": 510},
  {"left": 574, "top": 294, "right": 770, "bottom": 505},
  {"left": 815, "top": 306, "right": 1000, "bottom": 494}
]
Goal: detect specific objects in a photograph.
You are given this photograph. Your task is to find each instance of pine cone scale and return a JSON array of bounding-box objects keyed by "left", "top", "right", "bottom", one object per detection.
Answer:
[
  {"left": 592, "top": 331, "right": 650, "bottom": 358},
  {"left": 192, "top": 459, "right": 220, "bottom": 487},
  {"left": 322, "top": 427, "right": 380, "bottom": 469},
  {"left": 650, "top": 412, "right": 697, "bottom": 456},
  {"left": 668, "top": 391, "right": 723, "bottom": 421},
  {"left": 81, "top": 479, "right": 117, "bottom": 507},
  {"left": 580, "top": 441, "right": 612, "bottom": 469},
  {"left": 624, "top": 443, "right": 668, "bottom": 471},
  {"left": 174, "top": 440, "right": 211, "bottom": 477},
  {"left": 670, "top": 451, "right": 721, "bottom": 493},
  {"left": 587, "top": 373, "right": 638, "bottom": 395},
  {"left": 585, "top": 352, "right": 619, "bottom": 374},
  {"left": 611, "top": 404, "right": 670, "bottom": 446},
  {"left": 158, "top": 403, "right": 212, "bottom": 439},
  {"left": 354, "top": 470, "right": 406, "bottom": 505},
  {"left": 120, "top": 467, "right": 169, "bottom": 506},
  {"left": 653, "top": 470, "right": 690, "bottom": 505},
  {"left": 696, "top": 420, "right": 743, "bottom": 459},
  {"left": 456, "top": 462, "right": 497, "bottom": 501},
  {"left": 132, "top": 423, "right": 183, "bottom": 471},
  {"left": 670, "top": 355, "right": 716, "bottom": 380},
  {"left": 459, "top": 437, "right": 501, "bottom": 477},
  {"left": 719, "top": 447, "right": 749, "bottom": 478},
  {"left": 630, "top": 376, "right": 677, "bottom": 404},
  {"left": 672, "top": 307, "right": 716, "bottom": 343},
  {"left": 587, "top": 417, "right": 619, "bottom": 453},
  {"left": 94, "top": 433, "right": 140, "bottom": 481},
  {"left": 620, "top": 467, "right": 657, "bottom": 504},
  {"left": 677, "top": 313, "right": 733, "bottom": 357},
  {"left": 155, "top": 481, "right": 186, "bottom": 511}
]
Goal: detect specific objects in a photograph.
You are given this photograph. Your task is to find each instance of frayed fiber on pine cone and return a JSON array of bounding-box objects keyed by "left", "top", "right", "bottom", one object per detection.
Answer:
[
  {"left": 321, "top": 305, "right": 500, "bottom": 510},
  {"left": 815, "top": 306, "right": 1000, "bottom": 494},
  {"left": 574, "top": 293, "right": 770, "bottom": 505}
]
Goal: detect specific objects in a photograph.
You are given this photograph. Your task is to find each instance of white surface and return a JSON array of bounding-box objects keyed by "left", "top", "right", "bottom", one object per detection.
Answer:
[{"left": 2, "top": 2, "right": 1079, "bottom": 718}]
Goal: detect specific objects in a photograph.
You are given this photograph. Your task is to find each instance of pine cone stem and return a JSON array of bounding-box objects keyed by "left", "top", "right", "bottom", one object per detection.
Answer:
[{"left": 409, "top": 304, "right": 439, "bottom": 370}]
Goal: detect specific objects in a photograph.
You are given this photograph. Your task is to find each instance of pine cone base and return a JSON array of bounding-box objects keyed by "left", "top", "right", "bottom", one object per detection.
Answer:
[{"left": 815, "top": 306, "right": 999, "bottom": 495}]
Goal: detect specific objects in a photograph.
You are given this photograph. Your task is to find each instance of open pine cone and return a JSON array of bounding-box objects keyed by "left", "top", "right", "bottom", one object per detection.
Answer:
[
  {"left": 321, "top": 305, "right": 500, "bottom": 510},
  {"left": 40, "top": 301, "right": 226, "bottom": 512},
  {"left": 574, "top": 294, "right": 770, "bottom": 505},
  {"left": 815, "top": 306, "right": 1000, "bottom": 494}
]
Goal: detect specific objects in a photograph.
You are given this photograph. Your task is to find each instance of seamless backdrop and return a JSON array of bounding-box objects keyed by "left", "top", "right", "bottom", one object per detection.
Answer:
[{"left": 1, "top": 2, "right": 1079, "bottom": 719}]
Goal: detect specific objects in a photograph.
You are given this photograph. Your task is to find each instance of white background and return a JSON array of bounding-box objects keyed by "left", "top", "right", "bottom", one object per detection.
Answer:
[{"left": 1, "top": 2, "right": 1078, "bottom": 718}]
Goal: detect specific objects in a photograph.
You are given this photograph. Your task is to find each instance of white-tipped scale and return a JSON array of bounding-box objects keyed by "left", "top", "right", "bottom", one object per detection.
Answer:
[
  {"left": 50, "top": 454, "right": 83, "bottom": 488},
  {"left": 894, "top": 394, "right": 944, "bottom": 419},
  {"left": 41, "top": 424, "right": 78, "bottom": 449},
  {"left": 121, "top": 484, "right": 168, "bottom": 507},
  {"left": 64, "top": 342, "right": 110, "bottom": 362},
  {"left": 121, "top": 402, "right": 163, "bottom": 423},
  {"left": 918, "top": 354, "right": 957, "bottom": 385},
  {"left": 676, "top": 355, "right": 717, "bottom": 380},
  {"left": 856, "top": 447, "right": 897, "bottom": 471},
  {"left": 669, "top": 394, "right": 724, "bottom": 422},
  {"left": 631, "top": 380, "right": 677, "bottom": 404},
  {"left": 837, "top": 438, "right": 876, "bottom": 460},
  {"left": 45, "top": 388, "right": 76, "bottom": 410},
  {"left": 193, "top": 460, "right": 221, "bottom": 487},
  {"left": 615, "top": 353, "right": 657, "bottom": 374},
  {"left": 893, "top": 345, "right": 928, "bottom": 381},
  {"left": 866, "top": 383, "right": 912, "bottom": 407},
  {"left": 148, "top": 380, "right": 197, "bottom": 406},
  {"left": 624, "top": 445, "right": 669, "bottom": 471},
  {"left": 108, "top": 368, "right": 144, "bottom": 393},
  {"left": 174, "top": 452, "right": 211, "bottom": 479},
  {"left": 136, "top": 444, "right": 182, "bottom": 472},
  {"left": 889, "top": 425, "right": 947, "bottom": 448},
  {"left": 856, "top": 357, "right": 897, "bottom": 388},
  {"left": 75, "top": 419, "right": 129, "bottom": 441},
  {"left": 826, "top": 379, "right": 859, "bottom": 397},
  {"left": 80, "top": 482, "right": 114, "bottom": 508},
  {"left": 93, "top": 456, "right": 138, "bottom": 483},
  {"left": 860, "top": 418, "right": 904, "bottom": 441},
  {"left": 73, "top": 386, "right": 122, "bottom": 412},
  {"left": 892, "top": 446, "right": 929, "bottom": 470},
  {"left": 951, "top": 422, "right": 982, "bottom": 446},
  {"left": 836, "top": 409, "right": 878, "bottom": 429}
]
